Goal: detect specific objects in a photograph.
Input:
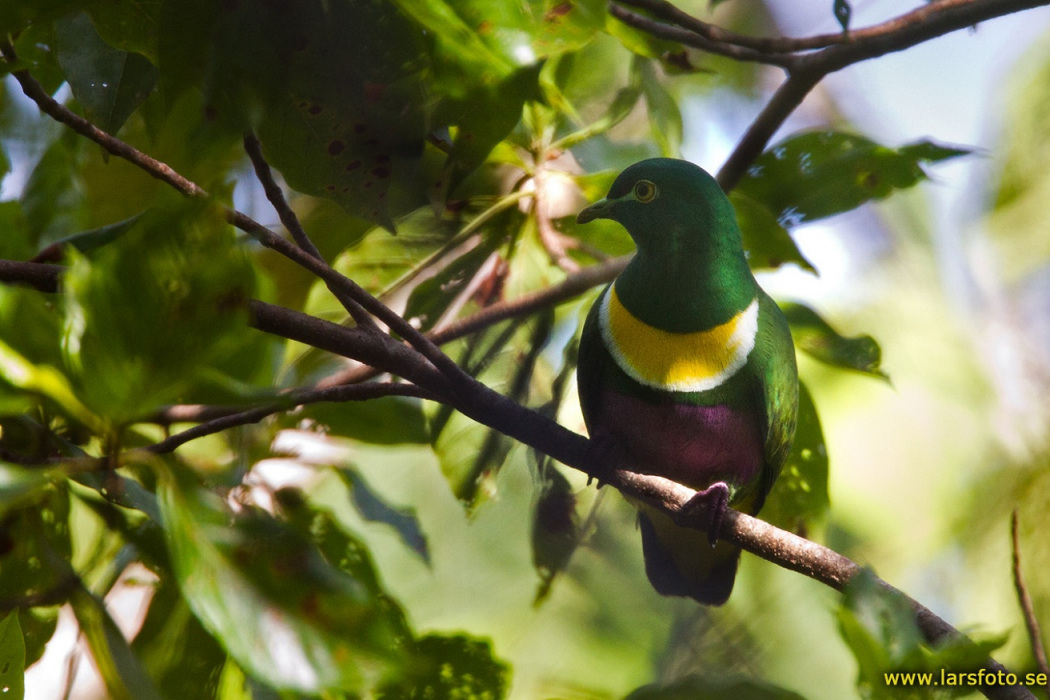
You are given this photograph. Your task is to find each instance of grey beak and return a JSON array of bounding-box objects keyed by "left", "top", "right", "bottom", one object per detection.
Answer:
[{"left": 576, "top": 198, "right": 612, "bottom": 224}]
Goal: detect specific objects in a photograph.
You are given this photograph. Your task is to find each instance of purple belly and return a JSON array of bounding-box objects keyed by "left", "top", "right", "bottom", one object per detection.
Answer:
[{"left": 593, "top": 389, "right": 764, "bottom": 491}]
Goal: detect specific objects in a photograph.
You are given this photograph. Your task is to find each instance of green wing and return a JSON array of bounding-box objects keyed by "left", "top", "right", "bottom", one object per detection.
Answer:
[{"left": 750, "top": 291, "right": 800, "bottom": 508}]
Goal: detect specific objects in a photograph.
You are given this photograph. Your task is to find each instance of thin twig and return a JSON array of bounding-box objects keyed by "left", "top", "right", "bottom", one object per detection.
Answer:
[
  {"left": 608, "top": 4, "right": 798, "bottom": 69},
  {"left": 242, "top": 132, "right": 377, "bottom": 330},
  {"left": 146, "top": 380, "right": 438, "bottom": 455},
  {"left": 1012, "top": 510, "right": 1050, "bottom": 696}
]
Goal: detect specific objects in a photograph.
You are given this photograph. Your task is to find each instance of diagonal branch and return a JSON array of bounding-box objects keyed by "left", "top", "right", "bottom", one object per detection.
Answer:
[{"left": 1012, "top": 511, "right": 1050, "bottom": 696}]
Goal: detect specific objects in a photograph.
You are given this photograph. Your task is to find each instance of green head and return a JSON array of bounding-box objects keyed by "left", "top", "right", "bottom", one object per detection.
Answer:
[
  {"left": 577, "top": 158, "right": 743, "bottom": 261},
  {"left": 577, "top": 158, "right": 756, "bottom": 331}
]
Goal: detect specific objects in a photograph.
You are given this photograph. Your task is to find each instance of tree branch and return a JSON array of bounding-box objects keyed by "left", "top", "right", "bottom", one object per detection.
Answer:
[
  {"left": 1012, "top": 511, "right": 1050, "bottom": 696},
  {"left": 146, "top": 380, "right": 438, "bottom": 456}
]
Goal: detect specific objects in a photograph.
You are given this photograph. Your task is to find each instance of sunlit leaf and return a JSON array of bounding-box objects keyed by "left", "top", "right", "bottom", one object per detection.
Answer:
[
  {"left": 737, "top": 131, "right": 969, "bottom": 228},
  {"left": 61, "top": 200, "right": 254, "bottom": 423},
  {"left": 782, "top": 302, "right": 886, "bottom": 379},
  {"left": 636, "top": 58, "right": 681, "bottom": 157},
  {"left": 731, "top": 192, "right": 816, "bottom": 273},
  {"left": 837, "top": 569, "right": 1008, "bottom": 699},
  {"left": 159, "top": 471, "right": 408, "bottom": 693},
  {"left": 761, "top": 382, "right": 829, "bottom": 535},
  {"left": 56, "top": 12, "right": 156, "bottom": 135}
]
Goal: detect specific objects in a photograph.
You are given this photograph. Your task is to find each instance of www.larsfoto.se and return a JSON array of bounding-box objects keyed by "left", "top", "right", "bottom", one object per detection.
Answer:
[{"left": 884, "top": 669, "right": 1049, "bottom": 687}]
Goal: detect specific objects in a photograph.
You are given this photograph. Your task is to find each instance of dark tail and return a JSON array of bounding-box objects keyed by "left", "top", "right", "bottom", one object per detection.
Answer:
[{"left": 638, "top": 508, "right": 741, "bottom": 606}]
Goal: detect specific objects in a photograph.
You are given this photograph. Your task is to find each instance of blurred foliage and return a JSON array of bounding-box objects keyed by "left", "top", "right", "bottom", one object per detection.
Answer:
[{"left": 0, "top": 0, "right": 1038, "bottom": 699}]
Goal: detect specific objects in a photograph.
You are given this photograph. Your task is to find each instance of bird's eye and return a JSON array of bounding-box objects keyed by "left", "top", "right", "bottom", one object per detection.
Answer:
[{"left": 633, "top": 180, "right": 657, "bottom": 203}]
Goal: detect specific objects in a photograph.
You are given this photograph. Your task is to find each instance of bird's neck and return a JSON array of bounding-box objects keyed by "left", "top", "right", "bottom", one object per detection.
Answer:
[{"left": 616, "top": 244, "right": 757, "bottom": 333}]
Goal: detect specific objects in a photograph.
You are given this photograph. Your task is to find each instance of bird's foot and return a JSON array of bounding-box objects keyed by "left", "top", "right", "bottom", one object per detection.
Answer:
[
  {"left": 680, "top": 482, "right": 730, "bottom": 548},
  {"left": 583, "top": 435, "right": 626, "bottom": 488}
]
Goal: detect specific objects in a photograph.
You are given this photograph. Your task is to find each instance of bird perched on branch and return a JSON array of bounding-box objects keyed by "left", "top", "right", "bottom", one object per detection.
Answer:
[{"left": 576, "top": 158, "right": 798, "bottom": 605}]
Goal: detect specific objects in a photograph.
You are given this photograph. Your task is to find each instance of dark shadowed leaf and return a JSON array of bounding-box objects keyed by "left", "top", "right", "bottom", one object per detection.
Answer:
[
  {"left": 159, "top": 471, "right": 408, "bottom": 694},
  {"left": 299, "top": 396, "right": 429, "bottom": 446},
  {"left": 378, "top": 634, "right": 509, "bottom": 700},
  {"left": 32, "top": 213, "right": 142, "bottom": 262},
  {"left": 531, "top": 464, "right": 578, "bottom": 604},
  {"left": 252, "top": 1, "right": 431, "bottom": 231},
  {"left": 626, "top": 675, "right": 808, "bottom": 699},
  {"left": 404, "top": 240, "right": 499, "bottom": 331},
  {"left": 834, "top": 0, "right": 852, "bottom": 32},
  {"left": 737, "top": 131, "right": 969, "bottom": 228},
  {"left": 761, "top": 382, "right": 828, "bottom": 534},
  {"left": 341, "top": 471, "right": 430, "bottom": 564},
  {"left": 55, "top": 12, "right": 156, "bottom": 135},
  {"left": 782, "top": 302, "right": 887, "bottom": 379},
  {"left": 0, "top": 612, "right": 25, "bottom": 700},
  {"left": 70, "top": 588, "right": 164, "bottom": 700},
  {"left": 130, "top": 576, "right": 228, "bottom": 700}
]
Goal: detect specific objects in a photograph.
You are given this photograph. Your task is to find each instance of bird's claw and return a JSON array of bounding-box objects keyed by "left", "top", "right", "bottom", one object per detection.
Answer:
[{"left": 681, "top": 481, "right": 730, "bottom": 548}]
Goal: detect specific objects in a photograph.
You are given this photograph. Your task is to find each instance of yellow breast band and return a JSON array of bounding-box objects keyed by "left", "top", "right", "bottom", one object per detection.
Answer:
[{"left": 599, "top": 285, "right": 759, "bottom": 392}]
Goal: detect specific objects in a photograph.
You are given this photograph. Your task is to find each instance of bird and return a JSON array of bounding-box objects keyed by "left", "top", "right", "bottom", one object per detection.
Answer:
[{"left": 575, "top": 158, "right": 798, "bottom": 605}]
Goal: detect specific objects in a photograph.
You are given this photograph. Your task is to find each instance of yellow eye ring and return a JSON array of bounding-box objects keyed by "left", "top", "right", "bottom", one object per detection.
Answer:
[{"left": 633, "top": 180, "right": 657, "bottom": 203}]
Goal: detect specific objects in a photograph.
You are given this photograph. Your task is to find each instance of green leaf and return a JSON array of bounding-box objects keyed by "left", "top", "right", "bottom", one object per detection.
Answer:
[
  {"left": 626, "top": 675, "right": 809, "bottom": 700},
  {"left": 404, "top": 239, "right": 500, "bottom": 331},
  {"left": 761, "top": 382, "right": 829, "bottom": 534},
  {"left": 158, "top": 471, "right": 408, "bottom": 694},
  {"left": 55, "top": 12, "right": 157, "bottom": 135},
  {"left": 636, "top": 58, "right": 681, "bottom": 157},
  {"left": 0, "top": 480, "right": 72, "bottom": 610},
  {"left": 70, "top": 588, "right": 164, "bottom": 700},
  {"left": 0, "top": 612, "right": 25, "bottom": 700},
  {"left": 782, "top": 302, "right": 887, "bottom": 379},
  {"left": 0, "top": 339, "right": 99, "bottom": 433},
  {"left": 341, "top": 472, "right": 430, "bottom": 563},
  {"left": 378, "top": 634, "right": 510, "bottom": 700},
  {"left": 20, "top": 134, "right": 88, "bottom": 248},
  {"left": 834, "top": 0, "right": 852, "bottom": 32},
  {"left": 130, "top": 576, "right": 228, "bottom": 700},
  {"left": 737, "top": 131, "right": 970, "bottom": 228},
  {"left": 433, "top": 62, "right": 543, "bottom": 198},
  {"left": 33, "top": 213, "right": 143, "bottom": 262},
  {"left": 251, "top": 0, "right": 432, "bottom": 230},
  {"left": 731, "top": 192, "right": 816, "bottom": 273},
  {"left": 531, "top": 464, "right": 578, "bottom": 604},
  {"left": 61, "top": 200, "right": 254, "bottom": 423},
  {"left": 298, "top": 396, "right": 430, "bottom": 446}
]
